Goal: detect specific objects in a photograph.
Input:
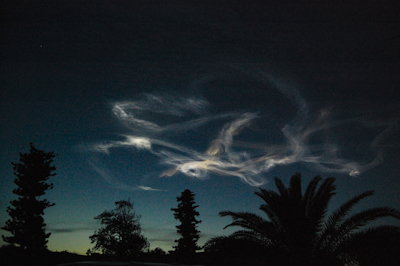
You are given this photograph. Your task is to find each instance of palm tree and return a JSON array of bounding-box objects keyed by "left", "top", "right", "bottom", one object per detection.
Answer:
[{"left": 218, "top": 173, "right": 400, "bottom": 266}]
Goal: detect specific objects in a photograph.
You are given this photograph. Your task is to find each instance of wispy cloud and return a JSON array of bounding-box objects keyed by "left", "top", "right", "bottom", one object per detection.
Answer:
[
  {"left": 49, "top": 223, "right": 98, "bottom": 234},
  {"left": 81, "top": 67, "right": 398, "bottom": 191},
  {"left": 142, "top": 227, "right": 179, "bottom": 249}
]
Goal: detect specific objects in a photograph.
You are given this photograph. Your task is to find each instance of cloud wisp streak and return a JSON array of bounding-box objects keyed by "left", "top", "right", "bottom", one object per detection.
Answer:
[
  {"left": 49, "top": 223, "right": 98, "bottom": 234},
  {"left": 82, "top": 69, "right": 397, "bottom": 190}
]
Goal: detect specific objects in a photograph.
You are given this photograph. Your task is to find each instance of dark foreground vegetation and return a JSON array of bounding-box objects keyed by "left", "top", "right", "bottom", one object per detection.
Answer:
[
  {"left": 2, "top": 144, "right": 400, "bottom": 266},
  {"left": 0, "top": 245, "right": 87, "bottom": 266},
  {"left": 3, "top": 239, "right": 400, "bottom": 266},
  {"left": 0, "top": 245, "right": 210, "bottom": 266},
  {"left": 203, "top": 173, "right": 400, "bottom": 266}
]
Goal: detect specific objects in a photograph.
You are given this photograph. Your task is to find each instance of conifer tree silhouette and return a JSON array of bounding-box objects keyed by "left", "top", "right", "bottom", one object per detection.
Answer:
[
  {"left": 171, "top": 189, "right": 201, "bottom": 262},
  {"left": 2, "top": 143, "right": 57, "bottom": 251}
]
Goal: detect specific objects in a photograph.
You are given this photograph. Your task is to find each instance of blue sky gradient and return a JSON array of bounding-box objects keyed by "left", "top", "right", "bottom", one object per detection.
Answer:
[{"left": 1, "top": 1, "right": 400, "bottom": 254}]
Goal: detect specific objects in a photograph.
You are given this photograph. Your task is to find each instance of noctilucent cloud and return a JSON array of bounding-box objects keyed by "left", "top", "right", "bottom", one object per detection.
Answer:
[{"left": 82, "top": 68, "right": 395, "bottom": 191}]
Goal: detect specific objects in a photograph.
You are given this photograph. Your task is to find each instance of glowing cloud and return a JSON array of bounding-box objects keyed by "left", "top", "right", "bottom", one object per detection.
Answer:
[{"left": 82, "top": 68, "right": 397, "bottom": 190}]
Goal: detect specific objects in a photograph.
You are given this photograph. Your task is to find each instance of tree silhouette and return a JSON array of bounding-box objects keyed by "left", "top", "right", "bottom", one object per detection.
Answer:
[
  {"left": 2, "top": 143, "right": 57, "bottom": 251},
  {"left": 343, "top": 227, "right": 400, "bottom": 266},
  {"left": 203, "top": 235, "right": 269, "bottom": 266},
  {"left": 171, "top": 189, "right": 201, "bottom": 262},
  {"left": 148, "top": 247, "right": 167, "bottom": 262},
  {"left": 88, "top": 199, "right": 149, "bottom": 259},
  {"left": 218, "top": 173, "right": 400, "bottom": 266}
]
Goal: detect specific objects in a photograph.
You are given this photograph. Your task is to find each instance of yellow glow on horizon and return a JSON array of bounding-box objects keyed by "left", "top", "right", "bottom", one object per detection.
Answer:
[
  {"left": 48, "top": 231, "right": 93, "bottom": 255},
  {"left": 47, "top": 230, "right": 174, "bottom": 255}
]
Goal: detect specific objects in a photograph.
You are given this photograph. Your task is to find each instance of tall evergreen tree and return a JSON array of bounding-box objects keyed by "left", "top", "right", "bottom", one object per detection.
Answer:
[
  {"left": 171, "top": 189, "right": 201, "bottom": 259},
  {"left": 2, "top": 143, "right": 57, "bottom": 251}
]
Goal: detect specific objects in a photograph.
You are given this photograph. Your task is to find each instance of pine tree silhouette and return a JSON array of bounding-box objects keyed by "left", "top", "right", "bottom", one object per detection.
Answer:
[{"left": 2, "top": 143, "right": 57, "bottom": 251}]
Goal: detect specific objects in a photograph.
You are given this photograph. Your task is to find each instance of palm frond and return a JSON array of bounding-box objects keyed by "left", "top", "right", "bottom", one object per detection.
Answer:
[
  {"left": 310, "top": 177, "right": 336, "bottom": 232},
  {"left": 229, "top": 229, "right": 275, "bottom": 246},
  {"left": 259, "top": 203, "right": 284, "bottom": 232},
  {"left": 218, "top": 173, "right": 400, "bottom": 264},
  {"left": 255, "top": 188, "right": 280, "bottom": 202},
  {"left": 255, "top": 189, "right": 281, "bottom": 211},
  {"left": 274, "top": 176, "right": 289, "bottom": 199},
  {"left": 318, "top": 190, "right": 374, "bottom": 248},
  {"left": 303, "top": 175, "right": 322, "bottom": 215},
  {"left": 289, "top": 172, "right": 302, "bottom": 203},
  {"left": 335, "top": 225, "right": 400, "bottom": 254},
  {"left": 313, "top": 177, "right": 336, "bottom": 205},
  {"left": 219, "top": 211, "right": 269, "bottom": 232},
  {"left": 203, "top": 235, "right": 230, "bottom": 250},
  {"left": 327, "top": 191, "right": 374, "bottom": 227},
  {"left": 328, "top": 207, "right": 400, "bottom": 252},
  {"left": 256, "top": 188, "right": 286, "bottom": 230},
  {"left": 229, "top": 229, "right": 260, "bottom": 239}
]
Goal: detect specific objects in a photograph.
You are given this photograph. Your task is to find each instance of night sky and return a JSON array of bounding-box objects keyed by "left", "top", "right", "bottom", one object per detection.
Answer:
[{"left": 1, "top": 1, "right": 400, "bottom": 255}]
